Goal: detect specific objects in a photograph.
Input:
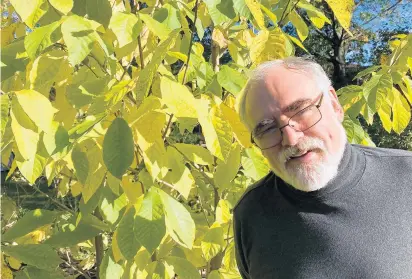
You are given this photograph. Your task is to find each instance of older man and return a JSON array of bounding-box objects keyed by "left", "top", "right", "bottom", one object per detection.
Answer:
[{"left": 233, "top": 57, "right": 412, "bottom": 278}]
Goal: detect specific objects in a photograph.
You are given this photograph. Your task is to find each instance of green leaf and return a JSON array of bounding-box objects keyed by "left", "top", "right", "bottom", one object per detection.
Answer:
[
  {"left": 48, "top": 0, "right": 73, "bottom": 14},
  {"left": 3, "top": 209, "right": 60, "bottom": 241},
  {"left": 233, "top": 0, "right": 252, "bottom": 18},
  {"left": 164, "top": 256, "right": 201, "bottom": 279},
  {"left": 1, "top": 39, "right": 30, "bottom": 81},
  {"left": 154, "top": 3, "right": 182, "bottom": 30},
  {"left": 14, "top": 267, "right": 65, "bottom": 279},
  {"left": 139, "top": 13, "right": 171, "bottom": 41},
  {"left": 208, "top": 270, "right": 224, "bottom": 279},
  {"left": 342, "top": 115, "right": 375, "bottom": 146},
  {"left": 392, "top": 87, "right": 411, "bottom": 134},
  {"left": 134, "top": 30, "right": 178, "bottom": 102},
  {"left": 353, "top": 66, "right": 380, "bottom": 80},
  {"left": 14, "top": 90, "right": 57, "bottom": 133},
  {"left": 217, "top": 66, "right": 247, "bottom": 96},
  {"left": 99, "top": 249, "right": 124, "bottom": 279},
  {"left": 103, "top": 117, "right": 134, "bottom": 178},
  {"left": 134, "top": 189, "right": 166, "bottom": 253},
  {"left": 85, "top": 0, "right": 112, "bottom": 28},
  {"left": 44, "top": 215, "right": 107, "bottom": 247},
  {"left": 10, "top": 0, "right": 48, "bottom": 29},
  {"left": 2, "top": 244, "right": 61, "bottom": 270},
  {"left": 109, "top": 12, "right": 141, "bottom": 48},
  {"left": 173, "top": 143, "right": 214, "bottom": 165},
  {"left": 325, "top": 0, "right": 354, "bottom": 34},
  {"left": 241, "top": 146, "right": 270, "bottom": 181},
  {"left": 43, "top": 123, "right": 69, "bottom": 156},
  {"left": 156, "top": 188, "right": 195, "bottom": 249},
  {"left": 71, "top": 143, "right": 89, "bottom": 184},
  {"left": 288, "top": 10, "right": 308, "bottom": 42},
  {"left": 61, "top": 15, "right": 108, "bottom": 65},
  {"left": 24, "top": 21, "right": 62, "bottom": 60},
  {"left": 203, "top": 0, "right": 236, "bottom": 25},
  {"left": 214, "top": 143, "right": 241, "bottom": 189},
  {"left": 116, "top": 207, "right": 141, "bottom": 260},
  {"left": 201, "top": 226, "right": 225, "bottom": 261}
]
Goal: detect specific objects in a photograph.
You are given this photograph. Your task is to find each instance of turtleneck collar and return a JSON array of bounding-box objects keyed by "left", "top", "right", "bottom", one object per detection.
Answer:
[{"left": 276, "top": 143, "right": 366, "bottom": 203}]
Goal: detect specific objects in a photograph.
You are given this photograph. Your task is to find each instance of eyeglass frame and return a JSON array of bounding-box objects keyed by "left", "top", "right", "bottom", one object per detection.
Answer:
[{"left": 251, "top": 93, "right": 324, "bottom": 150}]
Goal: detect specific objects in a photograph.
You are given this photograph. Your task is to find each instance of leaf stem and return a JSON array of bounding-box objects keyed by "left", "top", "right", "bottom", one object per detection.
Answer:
[{"left": 182, "top": 0, "right": 200, "bottom": 84}]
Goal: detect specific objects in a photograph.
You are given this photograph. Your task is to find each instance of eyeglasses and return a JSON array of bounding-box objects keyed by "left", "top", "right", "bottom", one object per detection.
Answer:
[{"left": 251, "top": 94, "right": 324, "bottom": 150}]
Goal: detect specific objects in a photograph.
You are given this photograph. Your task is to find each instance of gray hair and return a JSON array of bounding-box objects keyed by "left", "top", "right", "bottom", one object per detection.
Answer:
[{"left": 237, "top": 57, "right": 332, "bottom": 130}]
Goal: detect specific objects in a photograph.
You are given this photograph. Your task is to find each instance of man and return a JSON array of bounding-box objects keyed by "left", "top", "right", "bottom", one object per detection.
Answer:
[{"left": 233, "top": 57, "right": 412, "bottom": 278}]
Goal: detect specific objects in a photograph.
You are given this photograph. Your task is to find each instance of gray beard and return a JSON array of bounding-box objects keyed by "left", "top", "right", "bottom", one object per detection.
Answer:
[{"left": 283, "top": 128, "right": 347, "bottom": 192}]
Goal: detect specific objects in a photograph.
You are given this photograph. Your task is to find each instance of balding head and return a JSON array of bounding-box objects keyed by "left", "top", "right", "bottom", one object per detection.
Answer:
[{"left": 238, "top": 57, "right": 332, "bottom": 131}]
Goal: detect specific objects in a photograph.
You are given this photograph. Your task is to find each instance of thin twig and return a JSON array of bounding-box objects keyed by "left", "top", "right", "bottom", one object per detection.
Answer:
[
  {"left": 138, "top": 35, "right": 145, "bottom": 69},
  {"left": 162, "top": 114, "right": 174, "bottom": 140},
  {"left": 182, "top": 0, "right": 200, "bottom": 84},
  {"left": 279, "top": 0, "right": 293, "bottom": 25},
  {"left": 62, "top": 259, "right": 91, "bottom": 279},
  {"left": 31, "top": 182, "right": 74, "bottom": 213}
]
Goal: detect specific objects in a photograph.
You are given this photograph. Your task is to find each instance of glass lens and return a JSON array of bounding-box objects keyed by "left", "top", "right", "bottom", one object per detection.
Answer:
[
  {"left": 290, "top": 106, "right": 320, "bottom": 131},
  {"left": 254, "top": 127, "right": 282, "bottom": 149}
]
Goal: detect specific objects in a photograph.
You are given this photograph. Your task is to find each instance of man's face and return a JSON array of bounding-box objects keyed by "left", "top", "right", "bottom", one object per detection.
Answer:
[{"left": 244, "top": 67, "right": 347, "bottom": 191}]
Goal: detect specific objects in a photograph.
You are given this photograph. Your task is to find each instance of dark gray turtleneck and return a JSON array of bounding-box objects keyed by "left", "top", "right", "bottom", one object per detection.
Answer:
[{"left": 233, "top": 143, "right": 412, "bottom": 279}]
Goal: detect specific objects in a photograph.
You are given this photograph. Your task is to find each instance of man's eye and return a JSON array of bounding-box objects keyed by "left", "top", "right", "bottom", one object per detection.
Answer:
[{"left": 261, "top": 125, "right": 278, "bottom": 134}]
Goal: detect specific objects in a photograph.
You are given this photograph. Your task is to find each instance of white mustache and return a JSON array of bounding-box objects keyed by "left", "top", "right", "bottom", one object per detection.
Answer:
[{"left": 281, "top": 137, "right": 326, "bottom": 162}]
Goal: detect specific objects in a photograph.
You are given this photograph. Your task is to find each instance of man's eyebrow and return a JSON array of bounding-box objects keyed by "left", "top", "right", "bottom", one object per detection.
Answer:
[{"left": 282, "top": 98, "right": 313, "bottom": 113}]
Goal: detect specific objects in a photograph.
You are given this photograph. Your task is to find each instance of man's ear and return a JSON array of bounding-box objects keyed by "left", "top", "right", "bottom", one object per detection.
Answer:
[{"left": 328, "top": 87, "right": 344, "bottom": 122}]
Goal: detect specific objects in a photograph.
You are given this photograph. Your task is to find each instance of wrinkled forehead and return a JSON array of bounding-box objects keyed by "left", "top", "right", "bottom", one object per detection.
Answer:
[{"left": 244, "top": 69, "right": 320, "bottom": 130}]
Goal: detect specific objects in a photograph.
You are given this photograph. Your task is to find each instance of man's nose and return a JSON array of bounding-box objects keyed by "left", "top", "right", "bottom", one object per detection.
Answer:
[{"left": 281, "top": 125, "right": 304, "bottom": 147}]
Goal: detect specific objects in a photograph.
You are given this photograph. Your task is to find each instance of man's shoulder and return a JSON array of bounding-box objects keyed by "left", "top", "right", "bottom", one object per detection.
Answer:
[
  {"left": 352, "top": 144, "right": 412, "bottom": 159},
  {"left": 233, "top": 172, "right": 276, "bottom": 214}
]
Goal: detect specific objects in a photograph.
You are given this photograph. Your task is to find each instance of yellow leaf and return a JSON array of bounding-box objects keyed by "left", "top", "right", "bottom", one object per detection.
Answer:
[
  {"left": 15, "top": 22, "right": 26, "bottom": 38},
  {"left": 133, "top": 111, "right": 168, "bottom": 180},
  {"left": 214, "top": 143, "right": 241, "bottom": 189},
  {"left": 159, "top": 76, "right": 197, "bottom": 119},
  {"left": 10, "top": 98, "right": 39, "bottom": 160},
  {"left": 392, "top": 87, "right": 411, "bottom": 134},
  {"left": 10, "top": 0, "right": 48, "bottom": 29},
  {"left": 1, "top": 25, "right": 16, "bottom": 47},
  {"left": 325, "top": 0, "right": 354, "bottom": 34},
  {"left": 121, "top": 175, "right": 144, "bottom": 204},
  {"left": 288, "top": 10, "right": 308, "bottom": 42},
  {"left": 250, "top": 28, "right": 288, "bottom": 66},
  {"left": 1, "top": 254, "right": 13, "bottom": 279},
  {"left": 7, "top": 255, "right": 21, "bottom": 270},
  {"left": 71, "top": 181, "right": 83, "bottom": 197},
  {"left": 14, "top": 89, "right": 57, "bottom": 133},
  {"left": 14, "top": 225, "right": 50, "bottom": 244},
  {"left": 220, "top": 103, "right": 251, "bottom": 148},
  {"left": 212, "top": 26, "right": 228, "bottom": 48},
  {"left": 216, "top": 200, "right": 231, "bottom": 225},
  {"left": 112, "top": 230, "right": 124, "bottom": 262},
  {"left": 245, "top": 0, "right": 266, "bottom": 30},
  {"left": 196, "top": 96, "right": 232, "bottom": 161},
  {"left": 139, "top": 13, "right": 171, "bottom": 41},
  {"left": 162, "top": 147, "right": 195, "bottom": 199}
]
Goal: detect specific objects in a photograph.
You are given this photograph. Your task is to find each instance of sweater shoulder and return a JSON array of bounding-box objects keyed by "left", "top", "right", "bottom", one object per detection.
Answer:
[
  {"left": 353, "top": 144, "right": 412, "bottom": 159},
  {"left": 233, "top": 172, "right": 275, "bottom": 214}
]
